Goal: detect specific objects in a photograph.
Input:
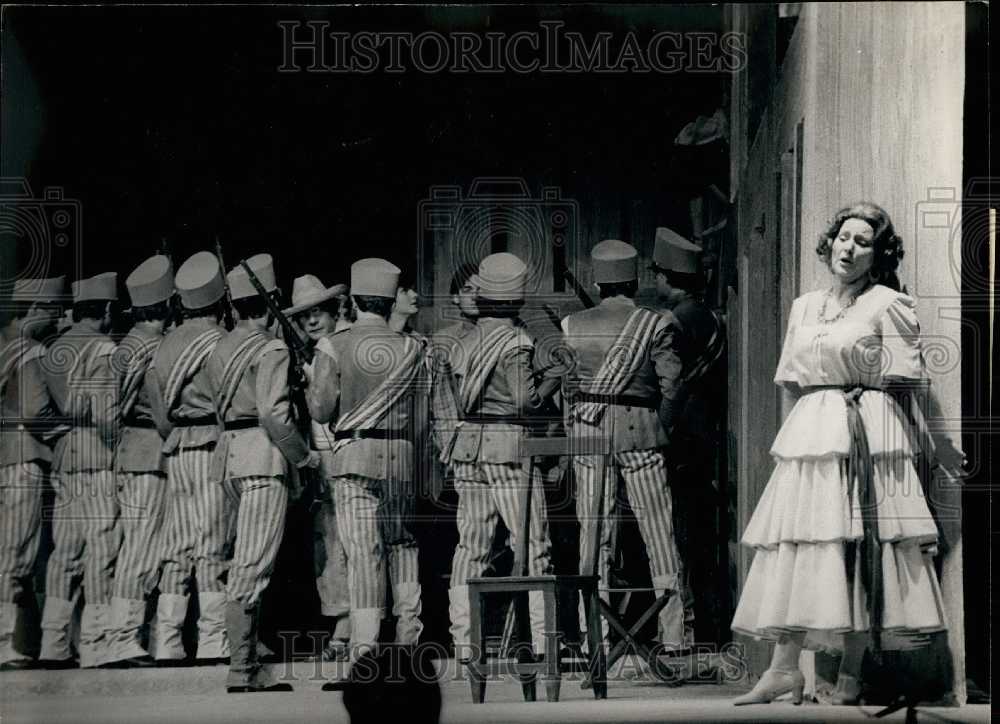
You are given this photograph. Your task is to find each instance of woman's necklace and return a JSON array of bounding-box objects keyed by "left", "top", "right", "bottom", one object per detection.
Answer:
[{"left": 817, "top": 282, "right": 871, "bottom": 324}]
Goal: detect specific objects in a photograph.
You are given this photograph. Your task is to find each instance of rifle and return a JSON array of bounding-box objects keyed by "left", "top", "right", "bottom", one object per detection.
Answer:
[
  {"left": 238, "top": 259, "right": 318, "bottom": 507},
  {"left": 563, "top": 269, "right": 595, "bottom": 309},
  {"left": 215, "top": 237, "right": 236, "bottom": 331}
]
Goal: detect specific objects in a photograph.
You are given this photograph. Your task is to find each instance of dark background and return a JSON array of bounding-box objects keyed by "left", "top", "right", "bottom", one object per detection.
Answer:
[{"left": 2, "top": 3, "right": 726, "bottom": 291}]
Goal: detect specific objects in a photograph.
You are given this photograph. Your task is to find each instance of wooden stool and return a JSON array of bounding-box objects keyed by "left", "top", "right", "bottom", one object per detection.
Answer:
[{"left": 465, "top": 436, "right": 608, "bottom": 703}]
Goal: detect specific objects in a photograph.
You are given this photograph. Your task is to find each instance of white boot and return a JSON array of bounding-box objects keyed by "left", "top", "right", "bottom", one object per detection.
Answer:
[
  {"left": 107, "top": 597, "right": 150, "bottom": 664},
  {"left": 447, "top": 585, "right": 471, "bottom": 661},
  {"left": 79, "top": 603, "right": 111, "bottom": 668},
  {"left": 349, "top": 608, "right": 383, "bottom": 661},
  {"left": 392, "top": 583, "right": 423, "bottom": 646},
  {"left": 653, "top": 575, "right": 690, "bottom": 652},
  {"left": 150, "top": 593, "right": 188, "bottom": 661},
  {"left": 196, "top": 591, "right": 230, "bottom": 660},
  {"left": 0, "top": 601, "right": 33, "bottom": 666},
  {"left": 39, "top": 596, "right": 76, "bottom": 663}
]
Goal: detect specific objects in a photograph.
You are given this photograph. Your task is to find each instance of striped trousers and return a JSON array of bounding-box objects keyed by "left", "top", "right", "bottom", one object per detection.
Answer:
[
  {"left": 220, "top": 476, "right": 287, "bottom": 607},
  {"left": 160, "top": 447, "right": 229, "bottom": 594},
  {"left": 574, "top": 448, "right": 682, "bottom": 591},
  {"left": 0, "top": 463, "right": 45, "bottom": 603},
  {"left": 333, "top": 476, "right": 420, "bottom": 610},
  {"left": 112, "top": 472, "right": 167, "bottom": 600},
  {"left": 44, "top": 470, "right": 121, "bottom": 604},
  {"left": 450, "top": 461, "right": 553, "bottom": 585},
  {"left": 314, "top": 497, "right": 350, "bottom": 618}
]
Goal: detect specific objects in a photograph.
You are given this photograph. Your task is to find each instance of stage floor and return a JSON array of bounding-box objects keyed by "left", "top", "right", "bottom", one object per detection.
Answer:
[{"left": 2, "top": 659, "right": 989, "bottom": 724}]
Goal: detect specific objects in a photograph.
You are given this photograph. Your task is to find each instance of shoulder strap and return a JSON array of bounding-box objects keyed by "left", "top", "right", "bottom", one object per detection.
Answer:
[
  {"left": 164, "top": 328, "right": 223, "bottom": 412},
  {"left": 120, "top": 337, "right": 162, "bottom": 419},
  {"left": 680, "top": 309, "right": 725, "bottom": 386},
  {"left": 215, "top": 330, "right": 272, "bottom": 420},
  {"left": 0, "top": 338, "right": 30, "bottom": 398},
  {"left": 459, "top": 325, "right": 530, "bottom": 413},
  {"left": 334, "top": 335, "right": 424, "bottom": 436},
  {"left": 575, "top": 307, "right": 662, "bottom": 424}
]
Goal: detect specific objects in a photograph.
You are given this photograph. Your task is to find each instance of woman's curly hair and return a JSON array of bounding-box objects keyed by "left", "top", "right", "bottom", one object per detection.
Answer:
[{"left": 816, "top": 202, "right": 904, "bottom": 291}]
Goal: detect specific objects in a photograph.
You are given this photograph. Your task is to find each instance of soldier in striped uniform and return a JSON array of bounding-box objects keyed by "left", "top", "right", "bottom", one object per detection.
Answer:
[
  {"left": 650, "top": 228, "right": 726, "bottom": 646},
  {"left": 204, "top": 254, "right": 317, "bottom": 693},
  {"left": 0, "top": 276, "right": 64, "bottom": 669},
  {"left": 307, "top": 259, "right": 428, "bottom": 659},
  {"left": 105, "top": 256, "right": 174, "bottom": 667},
  {"left": 285, "top": 274, "right": 352, "bottom": 661},
  {"left": 560, "top": 239, "right": 689, "bottom": 652},
  {"left": 145, "top": 252, "right": 228, "bottom": 662},
  {"left": 437, "top": 252, "right": 554, "bottom": 661},
  {"left": 39, "top": 273, "right": 122, "bottom": 668}
]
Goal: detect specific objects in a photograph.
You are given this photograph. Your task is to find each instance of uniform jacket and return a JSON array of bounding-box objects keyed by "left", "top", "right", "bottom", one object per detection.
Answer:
[
  {"left": 113, "top": 325, "right": 166, "bottom": 474},
  {"left": 445, "top": 316, "right": 545, "bottom": 465},
  {"left": 668, "top": 296, "right": 726, "bottom": 458},
  {"left": 307, "top": 315, "right": 427, "bottom": 482},
  {"left": 42, "top": 325, "right": 119, "bottom": 472},
  {"left": 204, "top": 323, "right": 310, "bottom": 482},
  {"left": 561, "top": 296, "right": 682, "bottom": 453},
  {"left": 0, "top": 334, "right": 56, "bottom": 466},
  {"left": 146, "top": 317, "right": 223, "bottom": 454}
]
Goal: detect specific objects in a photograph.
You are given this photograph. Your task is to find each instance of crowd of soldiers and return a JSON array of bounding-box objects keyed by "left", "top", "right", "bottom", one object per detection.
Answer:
[{"left": 0, "top": 227, "right": 724, "bottom": 693}]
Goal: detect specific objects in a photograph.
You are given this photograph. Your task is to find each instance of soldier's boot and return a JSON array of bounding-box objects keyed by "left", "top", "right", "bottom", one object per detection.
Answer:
[
  {"left": 105, "top": 597, "right": 154, "bottom": 666},
  {"left": 447, "top": 585, "right": 472, "bottom": 663},
  {"left": 78, "top": 602, "right": 111, "bottom": 668},
  {"left": 0, "top": 601, "right": 36, "bottom": 668},
  {"left": 196, "top": 591, "right": 230, "bottom": 661},
  {"left": 225, "top": 601, "right": 292, "bottom": 693},
  {"left": 39, "top": 596, "right": 76, "bottom": 667},
  {"left": 392, "top": 583, "right": 423, "bottom": 646},
  {"left": 348, "top": 608, "right": 382, "bottom": 661},
  {"left": 654, "top": 575, "right": 693, "bottom": 655},
  {"left": 150, "top": 593, "right": 188, "bottom": 662}
]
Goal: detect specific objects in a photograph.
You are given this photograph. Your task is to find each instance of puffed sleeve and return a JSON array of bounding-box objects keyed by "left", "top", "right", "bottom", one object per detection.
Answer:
[
  {"left": 773, "top": 295, "right": 805, "bottom": 387},
  {"left": 881, "top": 292, "right": 926, "bottom": 381}
]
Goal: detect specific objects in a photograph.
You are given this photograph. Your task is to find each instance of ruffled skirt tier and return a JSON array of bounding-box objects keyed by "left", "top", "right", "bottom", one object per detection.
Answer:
[{"left": 732, "top": 390, "right": 948, "bottom": 647}]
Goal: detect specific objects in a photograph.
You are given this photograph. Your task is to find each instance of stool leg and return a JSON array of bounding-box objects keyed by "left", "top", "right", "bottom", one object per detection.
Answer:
[
  {"left": 586, "top": 587, "right": 608, "bottom": 699},
  {"left": 543, "top": 588, "right": 561, "bottom": 702},
  {"left": 514, "top": 592, "right": 536, "bottom": 702},
  {"left": 468, "top": 588, "right": 487, "bottom": 704}
]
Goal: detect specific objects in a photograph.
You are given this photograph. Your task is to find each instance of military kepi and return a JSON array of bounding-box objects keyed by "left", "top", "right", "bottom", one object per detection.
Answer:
[
  {"left": 10, "top": 276, "right": 66, "bottom": 303},
  {"left": 653, "top": 227, "right": 702, "bottom": 274},
  {"left": 175, "top": 251, "right": 225, "bottom": 310},
  {"left": 72, "top": 272, "right": 118, "bottom": 303},
  {"left": 592, "top": 239, "right": 638, "bottom": 283},
  {"left": 126, "top": 255, "right": 174, "bottom": 308},
  {"left": 473, "top": 252, "right": 527, "bottom": 301},
  {"left": 350, "top": 258, "right": 400, "bottom": 298},
  {"left": 228, "top": 254, "right": 276, "bottom": 301}
]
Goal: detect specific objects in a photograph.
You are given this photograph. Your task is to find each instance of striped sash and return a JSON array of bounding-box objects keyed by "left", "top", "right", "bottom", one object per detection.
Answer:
[
  {"left": 332, "top": 335, "right": 424, "bottom": 453},
  {"left": 164, "top": 328, "right": 222, "bottom": 412},
  {"left": 214, "top": 331, "right": 272, "bottom": 421},
  {"left": 120, "top": 338, "right": 161, "bottom": 419},
  {"left": 0, "top": 338, "right": 30, "bottom": 399},
  {"left": 575, "top": 307, "right": 661, "bottom": 425},
  {"left": 459, "top": 325, "right": 531, "bottom": 413},
  {"left": 680, "top": 309, "right": 724, "bottom": 386}
]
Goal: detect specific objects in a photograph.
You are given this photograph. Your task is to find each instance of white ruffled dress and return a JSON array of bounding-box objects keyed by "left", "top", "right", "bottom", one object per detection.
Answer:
[{"left": 731, "top": 285, "right": 947, "bottom": 649}]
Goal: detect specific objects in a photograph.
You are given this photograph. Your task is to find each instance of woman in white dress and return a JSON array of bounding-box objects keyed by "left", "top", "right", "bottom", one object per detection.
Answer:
[{"left": 731, "top": 202, "right": 948, "bottom": 706}]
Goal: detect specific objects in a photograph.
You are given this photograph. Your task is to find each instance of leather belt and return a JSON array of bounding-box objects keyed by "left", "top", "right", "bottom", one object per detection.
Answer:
[
  {"left": 332, "top": 429, "right": 408, "bottom": 441},
  {"left": 173, "top": 416, "right": 218, "bottom": 428},
  {"left": 224, "top": 419, "right": 259, "bottom": 431},
  {"left": 124, "top": 419, "right": 157, "bottom": 430},
  {"left": 461, "top": 414, "right": 527, "bottom": 426},
  {"left": 572, "top": 391, "right": 660, "bottom": 409}
]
